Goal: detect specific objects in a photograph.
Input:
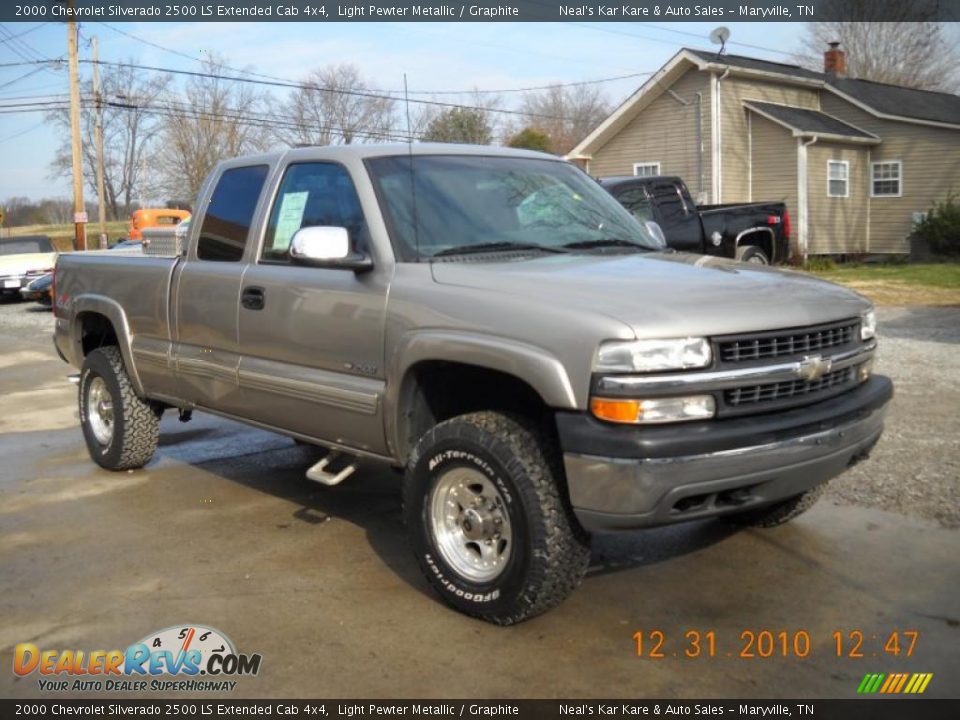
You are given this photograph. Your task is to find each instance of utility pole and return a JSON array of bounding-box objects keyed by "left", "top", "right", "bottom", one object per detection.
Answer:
[
  {"left": 92, "top": 36, "right": 108, "bottom": 249},
  {"left": 66, "top": 1, "right": 86, "bottom": 251}
]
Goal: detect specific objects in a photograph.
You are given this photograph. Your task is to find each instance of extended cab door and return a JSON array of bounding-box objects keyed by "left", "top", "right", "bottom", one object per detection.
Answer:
[
  {"left": 236, "top": 161, "right": 389, "bottom": 455},
  {"left": 172, "top": 163, "right": 270, "bottom": 414},
  {"left": 648, "top": 180, "right": 704, "bottom": 254}
]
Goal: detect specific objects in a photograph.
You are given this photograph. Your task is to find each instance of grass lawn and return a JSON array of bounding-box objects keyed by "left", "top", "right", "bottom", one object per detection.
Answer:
[
  {"left": 810, "top": 262, "right": 960, "bottom": 306},
  {"left": 2, "top": 221, "right": 129, "bottom": 251}
]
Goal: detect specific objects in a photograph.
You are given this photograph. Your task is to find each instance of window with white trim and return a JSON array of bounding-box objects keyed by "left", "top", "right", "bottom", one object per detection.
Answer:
[
  {"left": 871, "top": 160, "right": 902, "bottom": 197},
  {"left": 827, "top": 160, "right": 849, "bottom": 198},
  {"left": 633, "top": 162, "right": 661, "bottom": 178}
]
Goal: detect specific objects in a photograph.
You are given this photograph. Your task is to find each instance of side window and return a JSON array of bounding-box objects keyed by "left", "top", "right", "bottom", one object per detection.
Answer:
[
  {"left": 616, "top": 187, "right": 655, "bottom": 225},
  {"left": 650, "top": 182, "right": 689, "bottom": 223},
  {"left": 197, "top": 165, "right": 269, "bottom": 262},
  {"left": 262, "top": 162, "right": 368, "bottom": 263}
]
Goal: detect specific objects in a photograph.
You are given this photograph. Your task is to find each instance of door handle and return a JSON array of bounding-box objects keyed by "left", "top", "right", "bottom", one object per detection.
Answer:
[{"left": 241, "top": 286, "right": 265, "bottom": 310}]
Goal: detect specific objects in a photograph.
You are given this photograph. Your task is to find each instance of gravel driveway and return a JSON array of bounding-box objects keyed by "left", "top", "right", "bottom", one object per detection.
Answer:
[{"left": 2, "top": 299, "right": 957, "bottom": 527}]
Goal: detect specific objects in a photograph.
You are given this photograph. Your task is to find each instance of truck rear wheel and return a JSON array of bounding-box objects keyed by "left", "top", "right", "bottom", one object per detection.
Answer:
[
  {"left": 726, "top": 483, "right": 827, "bottom": 528},
  {"left": 403, "top": 411, "right": 591, "bottom": 625},
  {"left": 79, "top": 346, "right": 161, "bottom": 471},
  {"left": 735, "top": 245, "right": 770, "bottom": 265}
]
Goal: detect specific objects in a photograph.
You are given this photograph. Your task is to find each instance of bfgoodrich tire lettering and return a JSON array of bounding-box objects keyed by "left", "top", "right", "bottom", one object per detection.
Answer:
[
  {"left": 404, "top": 411, "right": 591, "bottom": 625},
  {"left": 79, "top": 346, "right": 161, "bottom": 470}
]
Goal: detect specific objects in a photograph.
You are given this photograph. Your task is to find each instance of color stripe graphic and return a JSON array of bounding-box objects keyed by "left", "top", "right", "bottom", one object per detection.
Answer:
[{"left": 857, "top": 672, "right": 932, "bottom": 694}]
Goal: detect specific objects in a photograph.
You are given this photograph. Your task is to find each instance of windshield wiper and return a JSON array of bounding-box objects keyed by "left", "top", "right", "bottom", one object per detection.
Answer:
[
  {"left": 561, "top": 238, "right": 651, "bottom": 251},
  {"left": 432, "top": 241, "right": 568, "bottom": 258}
]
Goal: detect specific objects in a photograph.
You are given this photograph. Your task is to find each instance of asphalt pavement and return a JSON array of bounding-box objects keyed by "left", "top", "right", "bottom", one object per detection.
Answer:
[{"left": 0, "top": 302, "right": 957, "bottom": 699}]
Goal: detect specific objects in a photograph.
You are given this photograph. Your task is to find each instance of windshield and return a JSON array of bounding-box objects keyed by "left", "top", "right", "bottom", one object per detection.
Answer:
[
  {"left": 366, "top": 155, "right": 664, "bottom": 260},
  {"left": 0, "top": 237, "right": 54, "bottom": 255}
]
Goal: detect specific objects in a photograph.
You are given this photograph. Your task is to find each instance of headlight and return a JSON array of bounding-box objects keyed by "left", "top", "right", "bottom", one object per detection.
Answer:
[
  {"left": 594, "top": 337, "right": 712, "bottom": 373},
  {"left": 591, "top": 395, "right": 716, "bottom": 424},
  {"left": 861, "top": 309, "right": 877, "bottom": 340}
]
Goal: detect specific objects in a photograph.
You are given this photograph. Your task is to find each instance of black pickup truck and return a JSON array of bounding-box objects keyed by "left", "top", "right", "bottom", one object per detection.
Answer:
[{"left": 600, "top": 175, "right": 790, "bottom": 264}]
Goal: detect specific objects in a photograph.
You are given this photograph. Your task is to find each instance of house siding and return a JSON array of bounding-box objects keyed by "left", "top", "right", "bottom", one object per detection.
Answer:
[
  {"left": 749, "top": 114, "right": 798, "bottom": 252},
  {"left": 806, "top": 142, "right": 869, "bottom": 254},
  {"left": 718, "top": 75, "right": 820, "bottom": 204},
  {"left": 589, "top": 69, "right": 712, "bottom": 202},
  {"left": 819, "top": 92, "right": 960, "bottom": 253}
]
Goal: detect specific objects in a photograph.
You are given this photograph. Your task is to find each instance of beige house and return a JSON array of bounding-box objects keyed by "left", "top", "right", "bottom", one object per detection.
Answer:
[{"left": 569, "top": 45, "right": 960, "bottom": 256}]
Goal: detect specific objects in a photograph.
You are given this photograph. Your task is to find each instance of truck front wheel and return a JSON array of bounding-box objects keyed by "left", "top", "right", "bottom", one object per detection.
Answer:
[
  {"left": 79, "top": 346, "right": 161, "bottom": 471},
  {"left": 404, "top": 411, "right": 591, "bottom": 625}
]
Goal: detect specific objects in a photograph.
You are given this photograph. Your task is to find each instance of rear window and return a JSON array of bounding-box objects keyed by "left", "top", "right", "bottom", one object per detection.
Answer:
[
  {"left": 197, "top": 165, "right": 269, "bottom": 262},
  {"left": 0, "top": 237, "right": 54, "bottom": 255}
]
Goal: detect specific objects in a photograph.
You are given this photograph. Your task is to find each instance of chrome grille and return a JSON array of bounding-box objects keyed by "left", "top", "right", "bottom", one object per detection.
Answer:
[
  {"left": 725, "top": 367, "right": 856, "bottom": 407},
  {"left": 718, "top": 321, "right": 857, "bottom": 363}
]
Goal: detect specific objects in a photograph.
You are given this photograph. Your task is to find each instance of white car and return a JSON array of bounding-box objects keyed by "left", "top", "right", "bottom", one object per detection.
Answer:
[{"left": 0, "top": 236, "right": 57, "bottom": 299}]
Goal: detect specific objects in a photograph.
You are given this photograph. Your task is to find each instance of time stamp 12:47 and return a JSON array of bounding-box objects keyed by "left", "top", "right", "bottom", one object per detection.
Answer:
[{"left": 633, "top": 630, "right": 920, "bottom": 659}]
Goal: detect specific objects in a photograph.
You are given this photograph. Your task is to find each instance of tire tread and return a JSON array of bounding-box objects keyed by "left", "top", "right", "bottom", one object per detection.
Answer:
[{"left": 81, "top": 346, "right": 160, "bottom": 470}]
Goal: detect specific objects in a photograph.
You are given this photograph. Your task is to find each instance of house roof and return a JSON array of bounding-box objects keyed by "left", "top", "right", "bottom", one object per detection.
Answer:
[
  {"left": 684, "top": 47, "right": 960, "bottom": 127},
  {"left": 743, "top": 101, "right": 880, "bottom": 142},
  {"left": 828, "top": 77, "right": 960, "bottom": 127},
  {"left": 569, "top": 47, "right": 960, "bottom": 158},
  {"left": 684, "top": 49, "right": 825, "bottom": 81}
]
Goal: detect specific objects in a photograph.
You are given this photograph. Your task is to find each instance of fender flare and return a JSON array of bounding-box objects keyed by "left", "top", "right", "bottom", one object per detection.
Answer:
[
  {"left": 384, "top": 330, "right": 579, "bottom": 461},
  {"left": 69, "top": 294, "right": 145, "bottom": 396},
  {"left": 734, "top": 226, "right": 777, "bottom": 262}
]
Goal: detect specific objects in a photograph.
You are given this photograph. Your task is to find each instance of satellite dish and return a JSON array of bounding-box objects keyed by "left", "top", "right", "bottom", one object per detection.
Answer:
[{"left": 709, "top": 26, "right": 730, "bottom": 54}]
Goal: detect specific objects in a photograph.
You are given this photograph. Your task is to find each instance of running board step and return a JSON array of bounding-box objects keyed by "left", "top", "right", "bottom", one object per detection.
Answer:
[{"left": 306, "top": 451, "right": 357, "bottom": 486}]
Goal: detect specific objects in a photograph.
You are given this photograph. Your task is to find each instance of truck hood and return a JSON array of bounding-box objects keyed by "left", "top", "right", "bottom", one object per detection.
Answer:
[
  {"left": 0, "top": 252, "right": 56, "bottom": 277},
  {"left": 429, "top": 252, "right": 871, "bottom": 338}
]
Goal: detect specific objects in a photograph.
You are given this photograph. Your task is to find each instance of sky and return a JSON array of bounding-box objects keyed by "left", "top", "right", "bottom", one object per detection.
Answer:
[{"left": 0, "top": 20, "right": 807, "bottom": 203}]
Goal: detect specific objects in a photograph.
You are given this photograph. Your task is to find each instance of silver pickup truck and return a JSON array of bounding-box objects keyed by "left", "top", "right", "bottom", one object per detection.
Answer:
[{"left": 54, "top": 144, "right": 892, "bottom": 624}]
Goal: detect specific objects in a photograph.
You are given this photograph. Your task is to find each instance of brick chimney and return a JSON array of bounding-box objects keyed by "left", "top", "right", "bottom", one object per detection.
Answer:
[{"left": 824, "top": 42, "right": 846, "bottom": 76}]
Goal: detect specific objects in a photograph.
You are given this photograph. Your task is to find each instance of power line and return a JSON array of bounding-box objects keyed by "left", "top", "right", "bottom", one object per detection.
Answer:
[
  {"left": 634, "top": 23, "right": 795, "bottom": 57},
  {"left": 98, "top": 21, "right": 654, "bottom": 97},
  {"left": 83, "top": 58, "right": 578, "bottom": 122},
  {"left": 0, "top": 23, "right": 48, "bottom": 43},
  {"left": 0, "top": 119, "right": 46, "bottom": 144},
  {"left": 570, "top": 22, "right": 795, "bottom": 60},
  {"left": 0, "top": 81, "right": 68, "bottom": 97},
  {"left": 0, "top": 65, "right": 46, "bottom": 91}
]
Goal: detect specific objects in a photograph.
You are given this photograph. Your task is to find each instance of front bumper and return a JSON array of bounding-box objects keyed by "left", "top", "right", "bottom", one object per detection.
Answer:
[{"left": 558, "top": 375, "right": 892, "bottom": 532}]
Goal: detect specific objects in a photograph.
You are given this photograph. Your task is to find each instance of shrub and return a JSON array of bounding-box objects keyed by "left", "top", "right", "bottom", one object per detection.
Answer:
[
  {"left": 803, "top": 256, "right": 837, "bottom": 272},
  {"left": 915, "top": 194, "right": 960, "bottom": 258}
]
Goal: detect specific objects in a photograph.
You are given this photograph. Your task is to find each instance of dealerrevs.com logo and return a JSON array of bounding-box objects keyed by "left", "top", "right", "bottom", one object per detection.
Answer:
[{"left": 13, "top": 624, "right": 262, "bottom": 693}]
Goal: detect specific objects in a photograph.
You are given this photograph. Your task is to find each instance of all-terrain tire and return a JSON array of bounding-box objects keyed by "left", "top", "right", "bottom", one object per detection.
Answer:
[
  {"left": 726, "top": 483, "right": 828, "bottom": 528},
  {"left": 403, "top": 411, "right": 591, "bottom": 625},
  {"left": 735, "top": 245, "right": 771, "bottom": 265},
  {"left": 79, "top": 346, "right": 161, "bottom": 470}
]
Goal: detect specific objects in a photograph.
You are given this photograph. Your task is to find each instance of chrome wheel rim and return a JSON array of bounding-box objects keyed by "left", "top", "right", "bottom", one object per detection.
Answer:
[
  {"left": 747, "top": 254, "right": 768, "bottom": 265},
  {"left": 429, "top": 467, "right": 512, "bottom": 583},
  {"left": 87, "top": 376, "right": 114, "bottom": 446}
]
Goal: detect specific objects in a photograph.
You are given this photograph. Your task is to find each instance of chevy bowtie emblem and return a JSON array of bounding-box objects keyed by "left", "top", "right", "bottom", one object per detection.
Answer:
[{"left": 797, "top": 355, "right": 832, "bottom": 381}]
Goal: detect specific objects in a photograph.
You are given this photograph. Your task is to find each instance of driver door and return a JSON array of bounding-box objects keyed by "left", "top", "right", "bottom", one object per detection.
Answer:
[{"left": 236, "top": 161, "right": 390, "bottom": 455}]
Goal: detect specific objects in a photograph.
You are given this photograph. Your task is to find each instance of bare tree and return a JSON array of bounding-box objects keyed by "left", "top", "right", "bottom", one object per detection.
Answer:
[
  {"left": 518, "top": 84, "right": 610, "bottom": 155},
  {"left": 795, "top": 1, "right": 960, "bottom": 91},
  {"left": 48, "top": 62, "right": 170, "bottom": 218},
  {"left": 276, "top": 64, "right": 397, "bottom": 147},
  {"left": 153, "top": 56, "right": 272, "bottom": 202}
]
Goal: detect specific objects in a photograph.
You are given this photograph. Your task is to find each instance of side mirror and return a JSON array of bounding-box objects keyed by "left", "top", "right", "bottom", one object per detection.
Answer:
[
  {"left": 289, "top": 226, "right": 372, "bottom": 271},
  {"left": 644, "top": 220, "right": 667, "bottom": 247}
]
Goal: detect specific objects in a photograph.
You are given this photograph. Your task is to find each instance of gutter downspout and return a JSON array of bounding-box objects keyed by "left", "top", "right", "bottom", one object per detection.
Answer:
[
  {"left": 713, "top": 68, "right": 730, "bottom": 204},
  {"left": 695, "top": 91, "right": 704, "bottom": 203},
  {"left": 797, "top": 135, "right": 818, "bottom": 262}
]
